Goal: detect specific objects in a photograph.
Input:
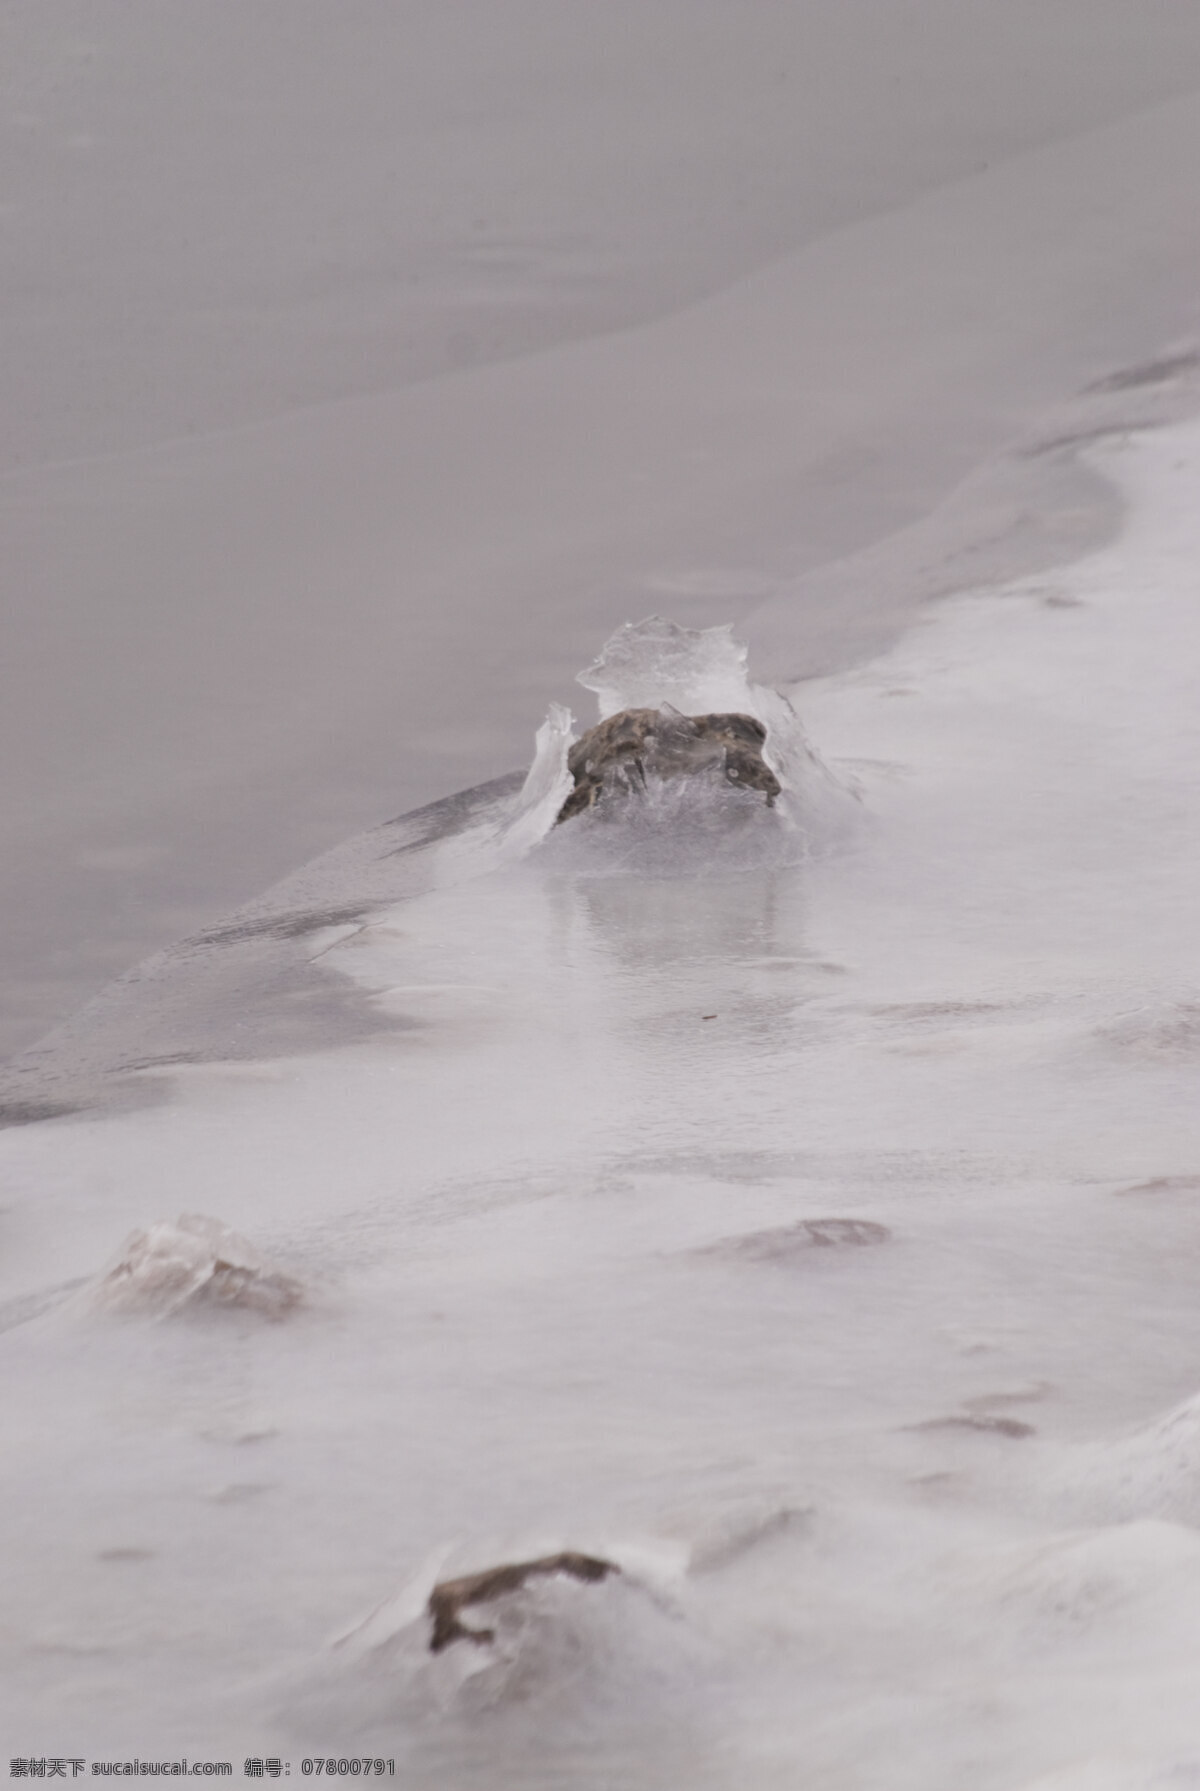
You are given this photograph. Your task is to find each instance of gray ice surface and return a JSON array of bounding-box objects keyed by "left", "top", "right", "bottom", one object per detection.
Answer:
[{"left": 3, "top": 3, "right": 1200, "bottom": 1055}]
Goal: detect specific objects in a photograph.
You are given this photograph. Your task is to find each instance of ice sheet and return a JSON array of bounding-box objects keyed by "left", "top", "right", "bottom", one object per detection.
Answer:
[
  {"left": 3, "top": 417, "right": 1200, "bottom": 1783},
  {"left": 9, "top": 2, "right": 1200, "bottom": 474},
  {"left": 7, "top": 26, "right": 1200, "bottom": 1054}
]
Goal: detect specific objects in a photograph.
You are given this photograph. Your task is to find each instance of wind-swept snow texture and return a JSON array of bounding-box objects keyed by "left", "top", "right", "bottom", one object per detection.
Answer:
[{"left": 3, "top": 417, "right": 1200, "bottom": 1783}]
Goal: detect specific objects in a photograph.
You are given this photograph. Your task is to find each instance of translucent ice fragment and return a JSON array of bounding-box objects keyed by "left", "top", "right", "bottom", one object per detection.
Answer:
[
  {"left": 83, "top": 1213, "right": 301, "bottom": 1320},
  {"left": 577, "top": 617, "right": 759, "bottom": 720}
]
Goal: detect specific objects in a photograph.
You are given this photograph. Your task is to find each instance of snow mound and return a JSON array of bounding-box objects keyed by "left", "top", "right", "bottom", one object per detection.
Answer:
[
  {"left": 291, "top": 1539, "right": 714, "bottom": 1753},
  {"left": 1055, "top": 1393, "right": 1200, "bottom": 1527}
]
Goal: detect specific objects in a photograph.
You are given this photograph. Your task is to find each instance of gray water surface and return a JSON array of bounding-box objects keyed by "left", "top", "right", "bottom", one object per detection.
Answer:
[{"left": 5, "top": 3, "right": 1200, "bottom": 1056}]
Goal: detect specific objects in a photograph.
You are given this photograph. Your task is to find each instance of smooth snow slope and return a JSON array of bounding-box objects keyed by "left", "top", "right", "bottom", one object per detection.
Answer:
[
  {"left": 2, "top": 416, "right": 1200, "bottom": 1785},
  {"left": 5, "top": 6, "right": 1200, "bottom": 1055}
]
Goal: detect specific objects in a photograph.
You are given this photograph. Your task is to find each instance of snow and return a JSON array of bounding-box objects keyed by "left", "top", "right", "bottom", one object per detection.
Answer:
[{"left": 3, "top": 416, "right": 1200, "bottom": 1782}]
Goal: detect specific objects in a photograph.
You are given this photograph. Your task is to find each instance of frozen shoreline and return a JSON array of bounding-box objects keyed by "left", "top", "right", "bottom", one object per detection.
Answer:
[
  {"left": 4, "top": 360, "right": 1198, "bottom": 1128},
  {"left": 5, "top": 64, "right": 1200, "bottom": 1056},
  {"left": 3, "top": 413, "right": 1200, "bottom": 1783}
]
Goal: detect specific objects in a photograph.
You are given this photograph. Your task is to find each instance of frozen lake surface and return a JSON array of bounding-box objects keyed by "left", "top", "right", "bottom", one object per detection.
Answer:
[
  {"left": 3, "top": 415, "right": 1200, "bottom": 1786},
  {"left": 6, "top": 5, "right": 1200, "bottom": 1056}
]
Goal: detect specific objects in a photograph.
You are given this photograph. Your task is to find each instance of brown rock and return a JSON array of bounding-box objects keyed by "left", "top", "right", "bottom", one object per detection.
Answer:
[
  {"left": 556, "top": 708, "right": 781, "bottom": 824},
  {"left": 427, "top": 1551, "right": 618, "bottom": 1653}
]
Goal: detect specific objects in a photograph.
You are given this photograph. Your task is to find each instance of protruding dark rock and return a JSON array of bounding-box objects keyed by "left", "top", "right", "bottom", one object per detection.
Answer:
[
  {"left": 427, "top": 1551, "right": 619, "bottom": 1653},
  {"left": 556, "top": 708, "right": 781, "bottom": 824}
]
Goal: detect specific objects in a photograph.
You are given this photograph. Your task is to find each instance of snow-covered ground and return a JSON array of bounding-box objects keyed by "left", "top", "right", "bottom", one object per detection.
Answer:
[{"left": 3, "top": 415, "right": 1200, "bottom": 1785}]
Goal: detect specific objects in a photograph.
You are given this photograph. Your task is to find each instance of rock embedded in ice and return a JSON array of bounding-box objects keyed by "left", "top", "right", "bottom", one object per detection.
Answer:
[
  {"left": 83, "top": 1213, "right": 302, "bottom": 1320},
  {"left": 699, "top": 1217, "right": 891, "bottom": 1262},
  {"left": 912, "top": 1413, "right": 1037, "bottom": 1440},
  {"left": 555, "top": 706, "right": 781, "bottom": 823},
  {"left": 306, "top": 1545, "right": 705, "bottom": 1743},
  {"left": 427, "top": 1551, "right": 619, "bottom": 1653},
  {"left": 539, "top": 613, "right": 855, "bottom": 849}
]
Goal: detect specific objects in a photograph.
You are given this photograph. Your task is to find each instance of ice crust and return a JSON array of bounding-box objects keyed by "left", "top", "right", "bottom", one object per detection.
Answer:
[{"left": 4, "top": 418, "right": 1200, "bottom": 1780}]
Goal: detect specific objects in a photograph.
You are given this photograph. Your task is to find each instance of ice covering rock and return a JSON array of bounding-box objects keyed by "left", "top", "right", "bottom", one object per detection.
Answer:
[
  {"left": 84, "top": 1213, "right": 301, "bottom": 1320},
  {"left": 563, "top": 617, "right": 854, "bottom": 842},
  {"left": 306, "top": 1543, "right": 700, "bottom": 1744},
  {"left": 700, "top": 1217, "right": 891, "bottom": 1262},
  {"left": 577, "top": 617, "right": 762, "bottom": 720}
]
